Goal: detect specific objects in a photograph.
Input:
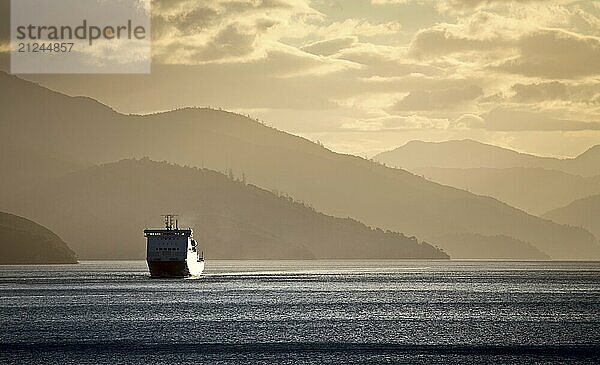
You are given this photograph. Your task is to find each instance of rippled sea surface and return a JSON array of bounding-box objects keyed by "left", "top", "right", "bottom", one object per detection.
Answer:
[{"left": 1, "top": 260, "right": 600, "bottom": 364}]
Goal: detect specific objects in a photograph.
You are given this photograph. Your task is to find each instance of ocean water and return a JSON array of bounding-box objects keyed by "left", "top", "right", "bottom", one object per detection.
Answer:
[{"left": 1, "top": 260, "right": 599, "bottom": 364}]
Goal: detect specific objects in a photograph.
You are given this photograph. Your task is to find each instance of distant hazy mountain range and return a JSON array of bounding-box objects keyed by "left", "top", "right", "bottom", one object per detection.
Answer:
[
  {"left": 544, "top": 195, "right": 600, "bottom": 241},
  {"left": 375, "top": 139, "right": 600, "bottom": 246},
  {"left": 375, "top": 139, "right": 600, "bottom": 177},
  {"left": 1, "top": 72, "right": 599, "bottom": 260},
  {"left": 0, "top": 212, "right": 77, "bottom": 264},
  {"left": 409, "top": 167, "right": 600, "bottom": 216},
  {"left": 375, "top": 139, "right": 600, "bottom": 215},
  {"left": 431, "top": 232, "right": 549, "bottom": 260}
]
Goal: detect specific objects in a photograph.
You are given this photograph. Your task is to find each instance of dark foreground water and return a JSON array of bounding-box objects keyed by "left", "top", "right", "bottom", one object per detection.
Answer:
[{"left": 1, "top": 261, "right": 600, "bottom": 364}]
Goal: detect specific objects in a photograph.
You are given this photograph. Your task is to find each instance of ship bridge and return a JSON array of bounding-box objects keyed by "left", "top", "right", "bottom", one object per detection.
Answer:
[
  {"left": 143, "top": 214, "right": 192, "bottom": 236},
  {"left": 143, "top": 228, "right": 192, "bottom": 236}
]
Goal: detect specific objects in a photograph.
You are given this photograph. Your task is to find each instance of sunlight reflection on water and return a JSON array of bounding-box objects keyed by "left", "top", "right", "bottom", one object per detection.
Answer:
[{"left": 1, "top": 260, "right": 599, "bottom": 364}]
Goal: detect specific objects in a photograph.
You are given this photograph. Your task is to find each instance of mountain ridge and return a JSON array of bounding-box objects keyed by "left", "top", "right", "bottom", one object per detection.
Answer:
[
  {"left": 2, "top": 158, "right": 448, "bottom": 260},
  {"left": 2, "top": 72, "right": 599, "bottom": 260},
  {"left": 375, "top": 139, "right": 600, "bottom": 176},
  {"left": 544, "top": 194, "right": 600, "bottom": 240},
  {"left": 412, "top": 166, "right": 600, "bottom": 215},
  {"left": 0, "top": 212, "right": 77, "bottom": 264}
]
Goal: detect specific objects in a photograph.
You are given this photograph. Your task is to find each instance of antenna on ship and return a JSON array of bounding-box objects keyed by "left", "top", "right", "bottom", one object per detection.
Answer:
[{"left": 161, "top": 214, "right": 178, "bottom": 230}]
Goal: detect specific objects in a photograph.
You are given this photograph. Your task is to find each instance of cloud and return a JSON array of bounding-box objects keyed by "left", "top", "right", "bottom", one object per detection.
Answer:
[
  {"left": 392, "top": 85, "right": 483, "bottom": 111},
  {"left": 409, "top": 28, "right": 494, "bottom": 57},
  {"left": 486, "top": 81, "right": 600, "bottom": 104},
  {"left": 301, "top": 37, "right": 357, "bottom": 56},
  {"left": 337, "top": 45, "right": 444, "bottom": 78},
  {"left": 570, "top": 83, "right": 600, "bottom": 104},
  {"left": 153, "top": 0, "right": 299, "bottom": 18},
  {"left": 3, "top": 0, "right": 600, "bottom": 158},
  {"left": 452, "top": 113, "right": 486, "bottom": 129},
  {"left": 342, "top": 115, "right": 451, "bottom": 131},
  {"left": 407, "top": 5, "right": 586, "bottom": 61},
  {"left": 510, "top": 81, "right": 569, "bottom": 102},
  {"left": 157, "top": 23, "right": 259, "bottom": 64},
  {"left": 370, "top": 0, "right": 409, "bottom": 4},
  {"left": 434, "top": 0, "right": 494, "bottom": 14},
  {"left": 371, "top": 0, "right": 410, "bottom": 5},
  {"left": 163, "top": 5, "right": 220, "bottom": 33},
  {"left": 482, "top": 107, "right": 600, "bottom": 131},
  {"left": 289, "top": 18, "right": 403, "bottom": 42},
  {"left": 495, "top": 29, "right": 600, "bottom": 78},
  {"left": 433, "top": 0, "right": 570, "bottom": 17},
  {"left": 360, "top": 73, "right": 483, "bottom": 93},
  {"left": 371, "top": 0, "right": 494, "bottom": 12},
  {"left": 405, "top": 9, "right": 532, "bottom": 58},
  {"left": 267, "top": 46, "right": 362, "bottom": 77},
  {"left": 151, "top": 0, "right": 318, "bottom": 64},
  {"left": 572, "top": 3, "right": 600, "bottom": 35}
]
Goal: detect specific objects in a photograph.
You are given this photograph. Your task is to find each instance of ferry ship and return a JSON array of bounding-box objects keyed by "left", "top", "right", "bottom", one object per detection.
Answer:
[{"left": 144, "top": 215, "right": 204, "bottom": 278}]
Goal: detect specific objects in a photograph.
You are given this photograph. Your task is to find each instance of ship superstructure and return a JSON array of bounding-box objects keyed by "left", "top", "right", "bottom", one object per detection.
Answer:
[{"left": 144, "top": 215, "right": 204, "bottom": 278}]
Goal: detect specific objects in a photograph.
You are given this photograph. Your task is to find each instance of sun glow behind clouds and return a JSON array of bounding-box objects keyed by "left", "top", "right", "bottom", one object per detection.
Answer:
[{"left": 2, "top": 0, "right": 599, "bottom": 157}]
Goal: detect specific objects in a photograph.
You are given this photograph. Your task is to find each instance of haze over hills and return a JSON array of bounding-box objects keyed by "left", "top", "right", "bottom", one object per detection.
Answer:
[
  {"left": 411, "top": 167, "right": 600, "bottom": 215},
  {"left": 374, "top": 140, "right": 600, "bottom": 177},
  {"left": 430, "top": 233, "right": 549, "bottom": 260},
  {"left": 0, "top": 212, "right": 77, "bottom": 264},
  {"left": 1, "top": 72, "right": 599, "bottom": 260},
  {"left": 1, "top": 159, "right": 447, "bottom": 260},
  {"left": 544, "top": 195, "right": 600, "bottom": 240},
  {"left": 0, "top": 146, "right": 87, "bottom": 199}
]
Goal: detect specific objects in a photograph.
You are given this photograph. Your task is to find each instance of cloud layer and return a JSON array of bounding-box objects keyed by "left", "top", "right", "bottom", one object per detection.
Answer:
[{"left": 1, "top": 0, "right": 599, "bottom": 157}]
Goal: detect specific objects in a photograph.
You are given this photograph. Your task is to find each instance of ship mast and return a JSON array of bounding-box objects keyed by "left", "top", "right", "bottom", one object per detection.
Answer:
[{"left": 161, "top": 214, "right": 178, "bottom": 230}]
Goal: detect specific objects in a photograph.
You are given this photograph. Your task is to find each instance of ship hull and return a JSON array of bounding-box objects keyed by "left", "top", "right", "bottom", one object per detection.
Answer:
[{"left": 147, "top": 260, "right": 204, "bottom": 278}]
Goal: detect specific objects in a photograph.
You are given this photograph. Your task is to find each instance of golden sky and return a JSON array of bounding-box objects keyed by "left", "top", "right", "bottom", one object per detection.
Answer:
[{"left": 1, "top": 0, "right": 599, "bottom": 157}]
